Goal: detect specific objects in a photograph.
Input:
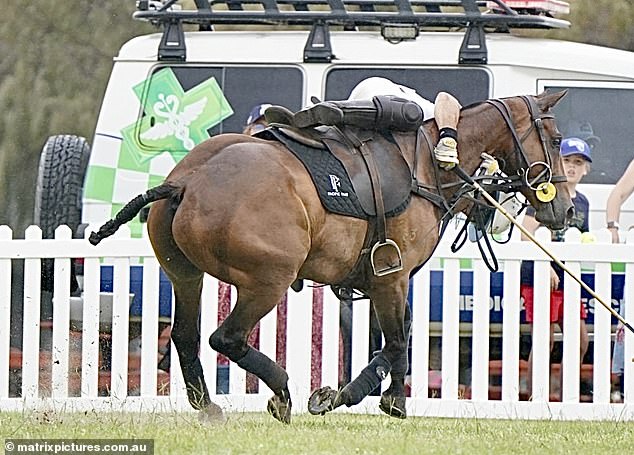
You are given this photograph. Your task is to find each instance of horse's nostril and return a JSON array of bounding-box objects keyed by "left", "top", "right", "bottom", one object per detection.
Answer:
[{"left": 566, "top": 206, "right": 575, "bottom": 221}]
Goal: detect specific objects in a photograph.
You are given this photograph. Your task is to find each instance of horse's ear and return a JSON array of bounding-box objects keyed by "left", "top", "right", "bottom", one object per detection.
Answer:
[{"left": 535, "top": 89, "right": 568, "bottom": 111}]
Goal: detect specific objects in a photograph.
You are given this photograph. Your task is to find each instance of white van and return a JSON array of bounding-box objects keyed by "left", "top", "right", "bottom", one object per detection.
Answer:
[{"left": 34, "top": 0, "right": 634, "bottom": 317}]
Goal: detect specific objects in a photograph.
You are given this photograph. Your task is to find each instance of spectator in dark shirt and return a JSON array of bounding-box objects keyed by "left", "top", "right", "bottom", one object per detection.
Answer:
[{"left": 520, "top": 137, "right": 592, "bottom": 399}]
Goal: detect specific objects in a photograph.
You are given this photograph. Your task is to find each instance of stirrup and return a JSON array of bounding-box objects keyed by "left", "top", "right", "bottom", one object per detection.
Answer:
[{"left": 370, "top": 239, "right": 403, "bottom": 276}]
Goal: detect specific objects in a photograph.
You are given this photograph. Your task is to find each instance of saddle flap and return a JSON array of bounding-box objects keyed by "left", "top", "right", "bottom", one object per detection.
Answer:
[
  {"left": 266, "top": 125, "right": 413, "bottom": 219},
  {"left": 323, "top": 128, "right": 412, "bottom": 217}
]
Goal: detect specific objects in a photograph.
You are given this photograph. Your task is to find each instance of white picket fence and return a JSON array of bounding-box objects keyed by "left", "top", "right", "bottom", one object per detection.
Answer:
[{"left": 0, "top": 223, "right": 633, "bottom": 420}]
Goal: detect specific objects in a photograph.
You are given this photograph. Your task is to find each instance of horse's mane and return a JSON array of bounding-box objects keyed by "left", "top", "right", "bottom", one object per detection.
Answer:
[{"left": 461, "top": 100, "right": 486, "bottom": 111}]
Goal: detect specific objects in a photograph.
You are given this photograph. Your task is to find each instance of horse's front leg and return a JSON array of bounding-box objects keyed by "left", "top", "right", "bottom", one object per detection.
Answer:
[
  {"left": 378, "top": 302, "right": 411, "bottom": 418},
  {"left": 309, "top": 282, "right": 410, "bottom": 418}
]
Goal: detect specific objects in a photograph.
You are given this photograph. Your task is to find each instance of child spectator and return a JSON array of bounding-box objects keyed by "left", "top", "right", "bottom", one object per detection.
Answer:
[{"left": 520, "top": 137, "right": 593, "bottom": 399}]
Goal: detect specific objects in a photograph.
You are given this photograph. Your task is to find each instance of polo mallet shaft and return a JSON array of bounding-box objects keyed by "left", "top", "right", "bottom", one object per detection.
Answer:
[{"left": 454, "top": 167, "right": 634, "bottom": 335}]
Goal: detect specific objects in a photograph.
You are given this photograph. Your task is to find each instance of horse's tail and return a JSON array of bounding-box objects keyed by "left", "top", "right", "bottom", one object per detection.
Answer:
[{"left": 88, "top": 182, "right": 178, "bottom": 245}]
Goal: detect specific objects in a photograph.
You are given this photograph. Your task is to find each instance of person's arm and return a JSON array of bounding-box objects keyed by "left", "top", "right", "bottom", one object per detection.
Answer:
[
  {"left": 606, "top": 159, "right": 634, "bottom": 243},
  {"left": 521, "top": 212, "right": 559, "bottom": 290},
  {"left": 433, "top": 92, "right": 461, "bottom": 129}
]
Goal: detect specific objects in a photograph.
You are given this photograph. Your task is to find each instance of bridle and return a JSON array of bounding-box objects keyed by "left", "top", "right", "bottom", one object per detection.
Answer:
[
  {"left": 439, "top": 95, "right": 567, "bottom": 272},
  {"left": 484, "top": 95, "right": 566, "bottom": 198},
  {"left": 409, "top": 94, "right": 567, "bottom": 229}
]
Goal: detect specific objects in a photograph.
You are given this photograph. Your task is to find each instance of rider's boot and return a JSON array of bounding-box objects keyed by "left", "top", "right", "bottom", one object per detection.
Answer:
[
  {"left": 293, "top": 100, "right": 371, "bottom": 129},
  {"left": 293, "top": 95, "right": 423, "bottom": 132},
  {"left": 434, "top": 127, "right": 459, "bottom": 170},
  {"left": 263, "top": 105, "right": 295, "bottom": 126}
]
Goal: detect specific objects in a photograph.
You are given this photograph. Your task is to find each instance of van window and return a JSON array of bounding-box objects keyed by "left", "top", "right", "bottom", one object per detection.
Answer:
[
  {"left": 324, "top": 68, "right": 491, "bottom": 107},
  {"left": 540, "top": 81, "right": 634, "bottom": 184}
]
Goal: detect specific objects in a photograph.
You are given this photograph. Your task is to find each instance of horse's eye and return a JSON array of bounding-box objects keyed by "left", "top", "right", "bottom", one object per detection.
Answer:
[{"left": 552, "top": 138, "right": 562, "bottom": 149}]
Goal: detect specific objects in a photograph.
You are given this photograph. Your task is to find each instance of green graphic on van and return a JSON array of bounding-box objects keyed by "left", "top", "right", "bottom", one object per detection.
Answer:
[
  {"left": 123, "top": 68, "right": 233, "bottom": 165},
  {"left": 83, "top": 68, "right": 233, "bottom": 237}
]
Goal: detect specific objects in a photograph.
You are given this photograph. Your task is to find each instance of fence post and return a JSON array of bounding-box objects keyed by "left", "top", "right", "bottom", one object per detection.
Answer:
[
  {"left": 0, "top": 226, "right": 13, "bottom": 398},
  {"left": 441, "top": 258, "right": 460, "bottom": 400},
  {"left": 561, "top": 228, "right": 582, "bottom": 402},
  {"left": 321, "top": 287, "right": 341, "bottom": 389},
  {"left": 592, "top": 228, "right": 613, "bottom": 403},
  {"left": 501, "top": 259, "right": 521, "bottom": 401},
  {"left": 410, "top": 264, "right": 431, "bottom": 399},
  {"left": 81, "top": 226, "right": 101, "bottom": 398},
  {"left": 471, "top": 258, "right": 491, "bottom": 400},
  {"left": 286, "top": 284, "right": 314, "bottom": 403},
  {"left": 51, "top": 226, "right": 72, "bottom": 398},
  {"left": 531, "top": 227, "right": 552, "bottom": 402},
  {"left": 139, "top": 227, "right": 160, "bottom": 397},
  {"left": 22, "top": 226, "right": 43, "bottom": 399},
  {"left": 110, "top": 226, "right": 132, "bottom": 400}
]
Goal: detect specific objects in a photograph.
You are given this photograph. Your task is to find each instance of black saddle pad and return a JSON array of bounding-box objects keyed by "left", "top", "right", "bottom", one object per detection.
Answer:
[
  {"left": 266, "top": 129, "right": 368, "bottom": 219},
  {"left": 262, "top": 128, "right": 410, "bottom": 220}
]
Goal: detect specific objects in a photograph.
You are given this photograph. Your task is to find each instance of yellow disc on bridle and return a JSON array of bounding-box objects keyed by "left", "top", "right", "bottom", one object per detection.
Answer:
[{"left": 535, "top": 182, "right": 556, "bottom": 202}]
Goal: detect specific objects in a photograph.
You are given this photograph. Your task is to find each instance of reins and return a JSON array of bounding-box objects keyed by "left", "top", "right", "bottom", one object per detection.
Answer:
[{"left": 410, "top": 95, "right": 563, "bottom": 273}]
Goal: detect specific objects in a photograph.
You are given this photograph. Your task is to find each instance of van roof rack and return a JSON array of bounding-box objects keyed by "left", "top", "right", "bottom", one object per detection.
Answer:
[{"left": 134, "top": 0, "right": 569, "bottom": 63}]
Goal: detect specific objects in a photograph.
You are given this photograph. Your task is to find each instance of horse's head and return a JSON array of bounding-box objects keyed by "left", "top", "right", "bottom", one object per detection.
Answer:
[{"left": 488, "top": 90, "right": 573, "bottom": 230}]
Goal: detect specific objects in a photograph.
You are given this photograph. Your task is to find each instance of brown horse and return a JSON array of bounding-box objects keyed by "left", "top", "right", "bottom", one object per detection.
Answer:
[{"left": 90, "top": 91, "right": 572, "bottom": 423}]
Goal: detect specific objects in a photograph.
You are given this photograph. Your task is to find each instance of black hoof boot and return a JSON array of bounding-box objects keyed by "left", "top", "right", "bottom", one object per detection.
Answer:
[
  {"left": 294, "top": 103, "right": 343, "bottom": 128},
  {"left": 308, "top": 386, "right": 341, "bottom": 415},
  {"left": 290, "top": 279, "right": 304, "bottom": 292},
  {"left": 379, "top": 394, "right": 407, "bottom": 419},
  {"left": 267, "top": 388, "right": 292, "bottom": 424}
]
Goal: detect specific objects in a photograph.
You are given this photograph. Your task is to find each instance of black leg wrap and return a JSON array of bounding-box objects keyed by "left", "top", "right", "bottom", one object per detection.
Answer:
[
  {"left": 236, "top": 347, "right": 289, "bottom": 394},
  {"left": 439, "top": 127, "right": 458, "bottom": 141},
  {"left": 339, "top": 352, "right": 392, "bottom": 407}
]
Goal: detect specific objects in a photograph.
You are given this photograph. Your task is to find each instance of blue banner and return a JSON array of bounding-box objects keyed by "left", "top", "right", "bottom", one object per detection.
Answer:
[{"left": 426, "top": 271, "right": 624, "bottom": 325}]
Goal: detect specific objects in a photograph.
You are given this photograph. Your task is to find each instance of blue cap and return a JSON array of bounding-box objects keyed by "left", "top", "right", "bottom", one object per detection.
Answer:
[
  {"left": 245, "top": 103, "right": 272, "bottom": 126},
  {"left": 561, "top": 137, "right": 592, "bottom": 162}
]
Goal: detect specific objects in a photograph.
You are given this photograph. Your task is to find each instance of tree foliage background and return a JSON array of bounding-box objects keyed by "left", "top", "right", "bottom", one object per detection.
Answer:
[
  {"left": 0, "top": 1, "right": 152, "bottom": 234},
  {"left": 0, "top": 0, "right": 632, "bottom": 234}
]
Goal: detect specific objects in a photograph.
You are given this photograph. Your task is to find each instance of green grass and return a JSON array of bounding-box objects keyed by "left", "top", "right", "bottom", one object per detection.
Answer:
[{"left": 1, "top": 411, "right": 634, "bottom": 454}]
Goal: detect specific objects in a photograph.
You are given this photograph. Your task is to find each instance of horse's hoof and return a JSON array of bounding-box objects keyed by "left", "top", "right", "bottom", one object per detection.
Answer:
[
  {"left": 198, "top": 402, "right": 226, "bottom": 424},
  {"left": 308, "top": 386, "right": 339, "bottom": 415},
  {"left": 267, "top": 392, "right": 292, "bottom": 424},
  {"left": 379, "top": 394, "right": 407, "bottom": 419}
]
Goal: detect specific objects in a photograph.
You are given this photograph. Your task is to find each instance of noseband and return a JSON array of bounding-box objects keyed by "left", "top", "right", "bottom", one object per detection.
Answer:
[{"left": 485, "top": 96, "right": 566, "bottom": 197}]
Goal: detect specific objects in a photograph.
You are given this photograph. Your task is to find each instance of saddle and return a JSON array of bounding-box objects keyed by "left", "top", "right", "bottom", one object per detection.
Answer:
[{"left": 261, "top": 109, "right": 414, "bottom": 277}]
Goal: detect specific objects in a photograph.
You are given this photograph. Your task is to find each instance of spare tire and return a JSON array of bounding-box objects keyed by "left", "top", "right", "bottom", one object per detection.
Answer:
[{"left": 34, "top": 135, "right": 91, "bottom": 293}]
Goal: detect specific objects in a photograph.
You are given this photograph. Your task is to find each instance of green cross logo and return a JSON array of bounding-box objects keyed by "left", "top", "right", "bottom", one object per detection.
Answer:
[
  {"left": 121, "top": 68, "right": 233, "bottom": 166},
  {"left": 83, "top": 68, "right": 234, "bottom": 237}
]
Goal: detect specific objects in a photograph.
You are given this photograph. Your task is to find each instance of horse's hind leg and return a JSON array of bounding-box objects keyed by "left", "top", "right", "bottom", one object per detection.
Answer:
[
  {"left": 170, "top": 275, "right": 225, "bottom": 420},
  {"left": 209, "top": 287, "right": 292, "bottom": 423},
  {"left": 148, "top": 203, "right": 222, "bottom": 421}
]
